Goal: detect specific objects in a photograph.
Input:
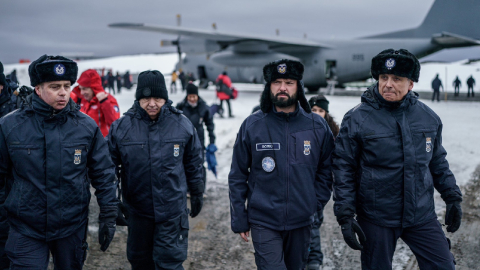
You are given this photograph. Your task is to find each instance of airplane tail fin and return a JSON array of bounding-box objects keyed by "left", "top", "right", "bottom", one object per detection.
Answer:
[{"left": 366, "top": 0, "right": 480, "bottom": 40}]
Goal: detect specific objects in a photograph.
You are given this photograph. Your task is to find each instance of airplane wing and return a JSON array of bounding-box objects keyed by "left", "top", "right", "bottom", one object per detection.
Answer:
[
  {"left": 432, "top": 32, "right": 480, "bottom": 48},
  {"left": 109, "top": 23, "right": 332, "bottom": 49}
]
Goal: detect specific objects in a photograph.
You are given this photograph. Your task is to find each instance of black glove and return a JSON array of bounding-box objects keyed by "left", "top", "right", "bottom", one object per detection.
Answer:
[
  {"left": 99, "top": 206, "right": 117, "bottom": 251},
  {"left": 115, "top": 202, "right": 129, "bottom": 226},
  {"left": 340, "top": 217, "right": 366, "bottom": 250},
  {"left": 190, "top": 195, "right": 203, "bottom": 218},
  {"left": 445, "top": 202, "right": 462, "bottom": 233}
]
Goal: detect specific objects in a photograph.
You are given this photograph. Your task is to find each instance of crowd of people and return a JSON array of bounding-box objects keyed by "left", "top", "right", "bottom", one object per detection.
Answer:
[{"left": 0, "top": 48, "right": 464, "bottom": 270}]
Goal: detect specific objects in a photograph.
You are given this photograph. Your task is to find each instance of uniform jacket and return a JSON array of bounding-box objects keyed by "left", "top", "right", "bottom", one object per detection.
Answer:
[
  {"left": 72, "top": 69, "right": 120, "bottom": 137},
  {"left": 0, "top": 83, "right": 17, "bottom": 118},
  {"left": 176, "top": 97, "right": 215, "bottom": 147},
  {"left": 431, "top": 77, "right": 443, "bottom": 91},
  {"left": 0, "top": 93, "right": 118, "bottom": 241},
  {"left": 216, "top": 74, "right": 232, "bottom": 100},
  {"left": 333, "top": 84, "right": 462, "bottom": 228},
  {"left": 107, "top": 100, "right": 204, "bottom": 223},
  {"left": 229, "top": 105, "right": 335, "bottom": 233}
]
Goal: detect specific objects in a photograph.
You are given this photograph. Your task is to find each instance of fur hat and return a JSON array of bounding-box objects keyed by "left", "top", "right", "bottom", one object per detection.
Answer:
[
  {"left": 186, "top": 83, "right": 198, "bottom": 96},
  {"left": 0, "top": 61, "right": 6, "bottom": 86},
  {"left": 371, "top": 49, "right": 420, "bottom": 82},
  {"left": 308, "top": 94, "right": 329, "bottom": 113},
  {"left": 28, "top": 55, "right": 78, "bottom": 87},
  {"left": 136, "top": 70, "right": 168, "bottom": 100},
  {"left": 260, "top": 59, "right": 310, "bottom": 113},
  {"left": 263, "top": 59, "right": 304, "bottom": 83}
]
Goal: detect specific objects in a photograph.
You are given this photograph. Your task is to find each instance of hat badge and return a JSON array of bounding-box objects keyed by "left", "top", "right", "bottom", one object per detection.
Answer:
[
  {"left": 385, "top": 58, "right": 396, "bottom": 70},
  {"left": 54, "top": 64, "right": 65, "bottom": 76},
  {"left": 277, "top": 63, "right": 287, "bottom": 74}
]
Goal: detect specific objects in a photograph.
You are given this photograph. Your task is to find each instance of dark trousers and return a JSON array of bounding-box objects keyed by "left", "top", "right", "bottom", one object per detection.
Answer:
[
  {"left": 467, "top": 86, "right": 475, "bottom": 97},
  {"left": 454, "top": 86, "right": 460, "bottom": 96},
  {"left": 127, "top": 210, "right": 189, "bottom": 270},
  {"left": 432, "top": 89, "right": 440, "bottom": 101},
  {"left": 250, "top": 224, "right": 311, "bottom": 270},
  {"left": 219, "top": 99, "right": 232, "bottom": 117},
  {"left": 170, "top": 81, "right": 177, "bottom": 94},
  {"left": 5, "top": 224, "right": 87, "bottom": 270},
  {"left": 358, "top": 218, "right": 455, "bottom": 270},
  {"left": 307, "top": 211, "right": 324, "bottom": 265}
]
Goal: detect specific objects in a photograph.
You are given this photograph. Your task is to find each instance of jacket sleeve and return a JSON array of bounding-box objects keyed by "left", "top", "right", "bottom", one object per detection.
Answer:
[
  {"left": 106, "top": 121, "right": 121, "bottom": 168},
  {"left": 204, "top": 108, "right": 215, "bottom": 145},
  {"left": 315, "top": 123, "right": 335, "bottom": 212},
  {"left": 88, "top": 127, "right": 118, "bottom": 209},
  {"left": 0, "top": 124, "right": 11, "bottom": 217},
  {"left": 183, "top": 123, "right": 204, "bottom": 196},
  {"left": 332, "top": 112, "right": 361, "bottom": 218},
  {"left": 228, "top": 121, "right": 251, "bottom": 233},
  {"left": 99, "top": 95, "right": 120, "bottom": 127},
  {"left": 430, "top": 123, "right": 462, "bottom": 202}
]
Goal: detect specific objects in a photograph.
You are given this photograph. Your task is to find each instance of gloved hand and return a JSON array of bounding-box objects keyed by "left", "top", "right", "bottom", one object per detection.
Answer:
[
  {"left": 115, "top": 202, "right": 129, "bottom": 226},
  {"left": 190, "top": 195, "right": 203, "bottom": 218},
  {"left": 339, "top": 217, "right": 366, "bottom": 250},
  {"left": 445, "top": 201, "right": 462, "bottom": 233},
  {"left": 99, "top": 205, "right": 117, "bottom": 251}
]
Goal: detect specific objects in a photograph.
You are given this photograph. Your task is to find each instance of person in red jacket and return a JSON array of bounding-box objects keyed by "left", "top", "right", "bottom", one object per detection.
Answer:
[
  {"left": 216, "top": 71, "right": 234, "bottom": 118},
  {"left": 72, "top": 69, "right": 120, "bottom": 137}
]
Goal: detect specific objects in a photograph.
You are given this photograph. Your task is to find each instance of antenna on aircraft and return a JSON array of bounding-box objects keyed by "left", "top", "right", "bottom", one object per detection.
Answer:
[
  {"left": 176, "top": 14, "right": 181, "bottom": 27},
  {"left": 276, "top": 29, "right": 279, "bottom": 36},
  {"left": 212, "top": 23, "right": 217, "bottom": 30}
]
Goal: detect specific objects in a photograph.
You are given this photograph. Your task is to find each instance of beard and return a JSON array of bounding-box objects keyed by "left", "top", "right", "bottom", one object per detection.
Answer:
[{"left": 271, "top": 91, "right": 298, "bottom": 108}]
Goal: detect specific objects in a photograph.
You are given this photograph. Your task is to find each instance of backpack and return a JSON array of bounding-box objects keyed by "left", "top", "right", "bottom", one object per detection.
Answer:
[{"left": 216, "top": 79, "right": 232, "bottom": 96}]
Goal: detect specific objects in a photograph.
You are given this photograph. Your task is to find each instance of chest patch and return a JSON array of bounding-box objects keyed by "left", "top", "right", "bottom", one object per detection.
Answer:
[
  {"left": 303, "top": 141, "right": 311, "bottom": 155},
  {"left": 426, "top": 137, "right": 432, "bottom": 152},
  {"left": 174, "top": 144, "right": 180, "bottom": 157},
  {"left": 262, "top": 156, "right": 275, "bottom": 172},
  {"left": 74, "top": 149, "right": 82, "bottom": 165},
  {"left": 256, "top": 143, "right": 280, "bottom": 151}
]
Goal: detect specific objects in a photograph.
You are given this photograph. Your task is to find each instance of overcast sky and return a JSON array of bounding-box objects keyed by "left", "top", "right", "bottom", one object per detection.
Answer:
[{"left": 1, "top": 0, "right": 479, "bottom": 64}]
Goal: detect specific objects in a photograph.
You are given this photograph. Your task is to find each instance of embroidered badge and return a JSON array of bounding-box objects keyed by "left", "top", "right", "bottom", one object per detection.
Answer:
[
  {"left": 304, "top": 140, "right": 311, "bottom": 156},
  {"left": 385, "top": 58, "right": 396, "bottom": 70},
  {"left": 54, "top": 64, "right": 65, "bottom": 75},
  {"left": 262, "top": 156, "right": 275, "bottom": 172},
  {"left": 426, "top": 137, "right": 432, "bottom": 152},
  {"left": 114, "top": 105, "right": 119, "bottom": 113},
  {"left": 256, "top": 143, "right": 281, "bottom": 151},
  {"left": 277, "top": 63, "right": 287, "bottom": 74},
  {"left": 74, "top": 149, "right": 82, "bottom": 165},
  {"left": 143, "top": 88, "right": 151, "bottom": 97},
  {"left": 174, "top": 144, "right": 180, "bottom": 157}
]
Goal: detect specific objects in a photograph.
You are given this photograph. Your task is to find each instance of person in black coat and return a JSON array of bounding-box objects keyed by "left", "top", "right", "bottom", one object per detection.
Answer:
[
  {"left": 176, "top": 83, "right": 215, "bottom": 189},
  {"left": 452, "top": 76, "right": 461, "bottom": 97},
  {"left": 107, "top": 71, "right": 204, "bottom": 270},
  {"left": 467, "top": 75, "right": 475, "bottom": 97},
  {"left": 333, "top": 49, "right": 461, "bottom": 269},
  {"left": 431, "top": 74, "right": 443, "bottom": 102},
  {"left": 229, "top": 59, "right": 334, "bottom": 270},
  {"left": 0, "top": 55, "right": 118, "bottom": 269},
  {"left": 116, "top": 71, "right": 122, "bottom": 94},
  {"left": 107, "top": 71, "right": 115, "bottom": 94}
]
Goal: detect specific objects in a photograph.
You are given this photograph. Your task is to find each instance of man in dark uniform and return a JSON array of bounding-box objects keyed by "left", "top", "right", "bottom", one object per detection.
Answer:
[
  {"left": 176, "top": 82, "right": 215, "bottom": 189},
  {"left": 229, "top": 59, "right": 335, "bottom": 270},
  {"left": 467, "top": 75, "right": 475, "bottom": 97},
  {"left": 333, "top": 49, "right": 462, "bottom": 269},
  {"left": 107, "top": 70, "right": 204, "bottom": 270},
  {"left": 452, "top": 76, "right": 461, "bottom": 97},
  {"left": 0, "top": 60, "right": 18, "bottom": 270},
  {"left": 431, "top": 73, "right": 443, "bottom": 102},
  {"left": 0, "top": 55, "right": 118, "bottom": 269}
]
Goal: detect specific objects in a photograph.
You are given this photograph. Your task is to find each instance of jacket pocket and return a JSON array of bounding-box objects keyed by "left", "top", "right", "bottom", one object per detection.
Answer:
[
  {"left": 8, "top": 144, "right": 41, "bottom": 179},
  {"left": 411, "top": 129, "right": 437, "bottom": 164},
  {"left": 162, "top": 139, "right": 186, "bottom": 167}
]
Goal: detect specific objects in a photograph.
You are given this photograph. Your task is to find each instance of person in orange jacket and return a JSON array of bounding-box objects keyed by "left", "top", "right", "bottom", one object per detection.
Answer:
[{"left": 72, "top": 69, "right": 120, "bottom": 137}]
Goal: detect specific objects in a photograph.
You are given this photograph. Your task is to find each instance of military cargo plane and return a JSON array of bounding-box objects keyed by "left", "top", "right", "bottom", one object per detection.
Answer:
[{"left": 110, "top": 0, "right": 480, "bottom": 92}]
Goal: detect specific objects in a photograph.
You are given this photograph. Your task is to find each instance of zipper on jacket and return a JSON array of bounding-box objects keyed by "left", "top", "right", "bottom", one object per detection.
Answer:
[
  {"left": 285, "top": 117, "right": 290, "bottom": 230},
  {"left": 28, "top": 149, "right": 30, "bottom": 155}
]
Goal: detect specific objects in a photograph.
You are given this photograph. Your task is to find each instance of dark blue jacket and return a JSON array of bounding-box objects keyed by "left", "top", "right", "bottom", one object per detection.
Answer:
[
  {"left": 0, "top": 93, "right": 118, "bottom": 241},
  {"left": 176, "top": 97, "right": 215, "bottom": 147},
  {"left": 0, "top": 83, "right": 17, "bottom": 118},
  {"left": 107, "top": 100, "right": 204, "bottom": 223},
  {"left": 333, "top": 84, "right": 462, "bottom": 228},
  {"left": 229, "top": 104, "right": 335, "bottom": 233}
]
